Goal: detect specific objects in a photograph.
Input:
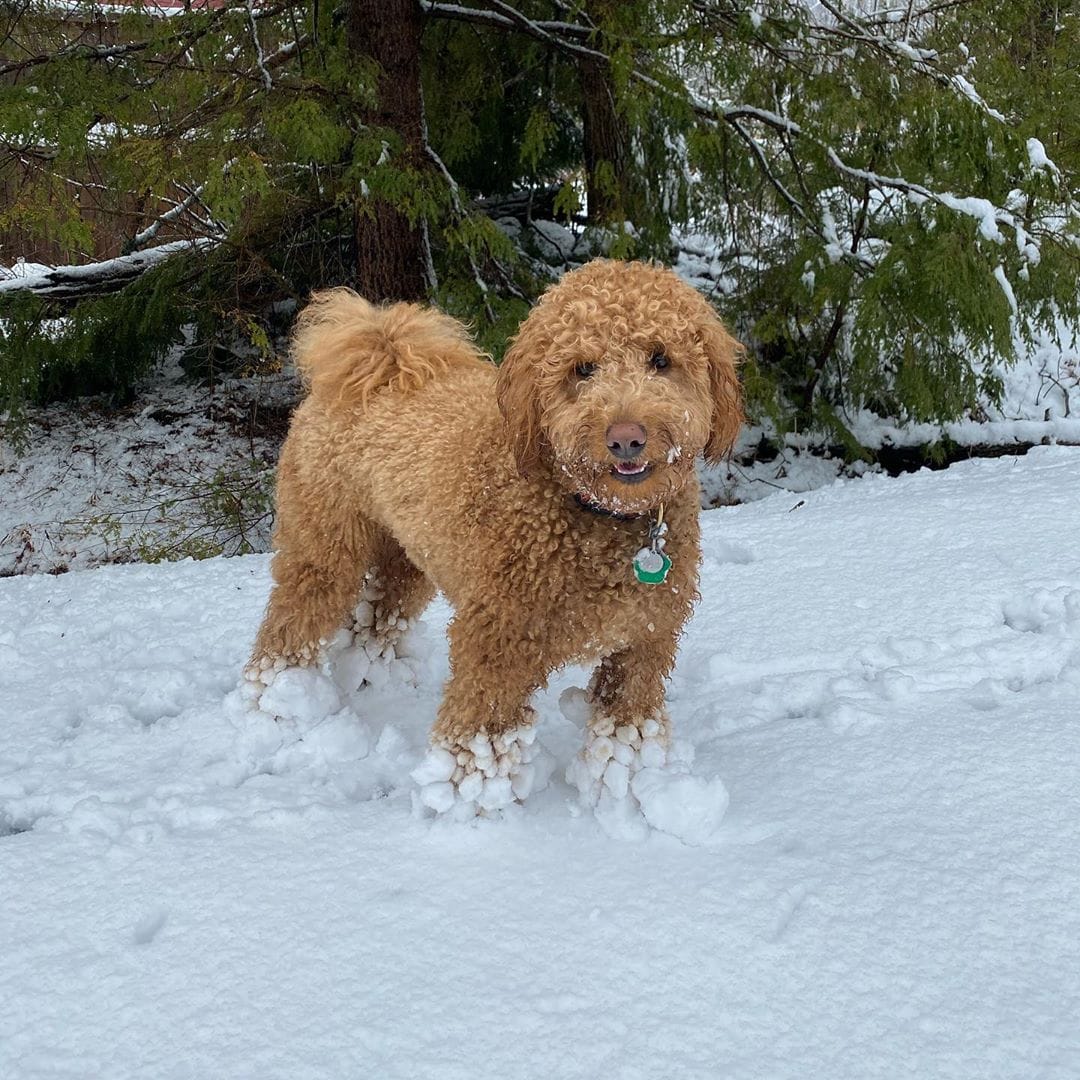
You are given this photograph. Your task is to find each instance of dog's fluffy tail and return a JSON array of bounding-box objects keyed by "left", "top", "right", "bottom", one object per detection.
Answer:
[{"left": 292, "top": 288, "right": 480, "bottom": 408}]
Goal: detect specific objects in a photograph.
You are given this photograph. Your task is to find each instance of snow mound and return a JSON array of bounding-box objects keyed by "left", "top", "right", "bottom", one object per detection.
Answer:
[{"left": 1002, "top": 586, "right": 1080, "bottom": 634}]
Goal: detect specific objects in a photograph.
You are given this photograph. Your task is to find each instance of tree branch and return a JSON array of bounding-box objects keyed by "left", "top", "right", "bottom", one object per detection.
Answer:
[
  {"left": 420, "top": 0, "right": 1042, "bottom": 261},
  {"left": 421, "top": 2, "right": 606, "bottom": 60},
  {"left": 245, "top": 0, "right": 274, "bottom": 92},
  {"left": 129, "top": 175, "right": 229, "bottom": 252},
  {"left": 0, "top": 240, "right": 214, "bottom": 303}
]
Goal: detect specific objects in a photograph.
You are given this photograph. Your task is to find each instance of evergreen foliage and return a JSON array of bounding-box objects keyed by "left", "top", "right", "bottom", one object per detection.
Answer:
[{"left": 1, "top": 0, "right": 1077, "bottom": 452}]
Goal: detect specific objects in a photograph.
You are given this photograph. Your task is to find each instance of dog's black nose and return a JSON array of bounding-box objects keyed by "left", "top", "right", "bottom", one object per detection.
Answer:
[{"left": 606, "top": 422, "right": 647, "bottom": 460}]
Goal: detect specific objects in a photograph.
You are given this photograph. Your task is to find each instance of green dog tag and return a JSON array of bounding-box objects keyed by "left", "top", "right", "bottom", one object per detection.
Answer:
[{"left": 633, "top": 548, "right": 672, "bottom": 585}]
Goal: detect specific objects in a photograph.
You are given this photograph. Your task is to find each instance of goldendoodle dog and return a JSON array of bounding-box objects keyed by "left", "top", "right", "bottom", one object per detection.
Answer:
[{"left": 245, "top": 259, "right": 742, "bottom": 819}]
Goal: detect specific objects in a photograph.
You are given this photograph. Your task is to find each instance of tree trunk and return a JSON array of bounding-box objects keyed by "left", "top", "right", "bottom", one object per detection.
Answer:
[
  {"left": 347, "top": 0, "right": 428, "bottom": 303},
  {"left": 579, "top": 2, "right": 638, "bottom": 227},
  {"left": 580, "top": 55, "right": 629, "bottom": 225}
]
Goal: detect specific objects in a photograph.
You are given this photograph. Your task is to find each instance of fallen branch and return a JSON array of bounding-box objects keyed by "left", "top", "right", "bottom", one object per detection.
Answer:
[{"left": 0, "top": 240, "right": 215, "bottom": 303}]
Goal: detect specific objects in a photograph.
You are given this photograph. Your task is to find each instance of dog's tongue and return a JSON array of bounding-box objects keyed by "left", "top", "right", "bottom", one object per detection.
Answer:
[{"left": 615, "top": 461, "right": 647, "bottom": 475}]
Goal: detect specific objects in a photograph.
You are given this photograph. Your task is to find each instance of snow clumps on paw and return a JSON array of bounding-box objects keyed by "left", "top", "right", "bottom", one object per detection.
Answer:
[
  {"left": 240, "top": 644, "right": 323, "bottom": 711},
  {"left": 334, "top": 591, "right": 424, "bottom": 693},
  {"left": 566, "top": 713, "right": 727, "bottom": 844},
  {"left": 412, "top": 725, "right": 540, "bottom": 820},
  {"left": 352, "top": 579, "right": 414, "bottom": 654},
  {"left": 253, "top": 665, "right": 343, "bottom": 724},
  {"left": 566, "top": 713, "right": 669, "bottom": 806}
]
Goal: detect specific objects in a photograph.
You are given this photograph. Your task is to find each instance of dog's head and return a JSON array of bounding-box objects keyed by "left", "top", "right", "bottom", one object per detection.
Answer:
[{"left": 496, "top": 260, "right": 743, "bottom": 514}]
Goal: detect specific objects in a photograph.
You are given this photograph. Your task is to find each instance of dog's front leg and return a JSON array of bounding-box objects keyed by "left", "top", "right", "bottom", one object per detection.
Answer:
[
  {"left": 566, "top": 637, "right": 677, "bottom": 809},
  {"left": 411, "top": 605, "right": 546, "bottom": 818}
]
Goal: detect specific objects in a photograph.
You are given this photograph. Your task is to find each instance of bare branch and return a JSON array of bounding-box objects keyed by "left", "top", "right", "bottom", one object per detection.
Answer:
[
  {"left": 728, "top": 119, "right": 810, "bottom": 226},
  {"left": 130, "top": 173, "right": 230, "bottom": 251},
  {"left": 0, "top": 1, "right": 294, "bottom": 78},
  {"left": 245, "top": 0, "right": 274, "bottom": 92},
  {"left": 425, "top": 143, "right": 496, "bottom": 322},
  {"left": 1, "top": 138, "right": 57, "bottom": 162},
  {"left": 0, "top": 40, "right": 150, "bottom": 78},
  {"left": 421, "top": 2, "right": 606, "bottom": 60}
]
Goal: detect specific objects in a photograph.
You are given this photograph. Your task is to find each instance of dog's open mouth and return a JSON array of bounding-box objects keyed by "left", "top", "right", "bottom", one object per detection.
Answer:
[{"left": 611, "top": 460, "right": 652, "bottom": 484}]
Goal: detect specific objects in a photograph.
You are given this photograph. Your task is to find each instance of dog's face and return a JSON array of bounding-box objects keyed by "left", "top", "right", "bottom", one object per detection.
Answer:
[{"left": 496, "top": 260, "right": 743, "bottom": 514}]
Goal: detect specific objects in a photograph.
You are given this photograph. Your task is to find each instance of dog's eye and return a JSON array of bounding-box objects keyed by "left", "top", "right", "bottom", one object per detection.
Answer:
[
  {"left": 649, "top": 351, "right": 671, "bottom": 371},
  {"left": 575, "top": 362, "right": 597, "bottom": 379}
]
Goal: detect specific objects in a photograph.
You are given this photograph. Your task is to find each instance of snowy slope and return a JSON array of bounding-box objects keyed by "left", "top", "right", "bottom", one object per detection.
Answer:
[
  {"left": 0, "top": 362, "right": 293, "bottom": 575},
  {"left": 3, "top": 448, "right": 1080, "bottom": 1079}
]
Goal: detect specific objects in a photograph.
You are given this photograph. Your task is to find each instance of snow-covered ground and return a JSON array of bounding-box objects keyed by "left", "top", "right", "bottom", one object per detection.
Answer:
[
  {"left": 0, "top": 364, "right": 295, "bottom": 574},
  {"left": 3, "top": 447, "right": 1080, "bottom": 1078}
]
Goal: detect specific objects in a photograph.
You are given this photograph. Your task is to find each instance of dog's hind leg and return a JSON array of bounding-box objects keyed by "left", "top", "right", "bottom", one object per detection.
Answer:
[
  {"left": 350, "top": 535, "right": 436, "bottom": 663},
  {"left": 246, "top": 458, "right": 379, "bottom": 690}
]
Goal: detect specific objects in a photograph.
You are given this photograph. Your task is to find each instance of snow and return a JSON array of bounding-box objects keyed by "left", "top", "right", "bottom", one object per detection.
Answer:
[
  {"left": 937, "top": 193, "right": 1006, "bottom": 243},
  {"left": 631, "top": 767, "right": 729, "bottom": 844},
  {"left": 527, "top": 218, "right": 584, "bottom": 264},
  {"left": 949, "top": 74, "right": 1007, "bottom": 122},
  {"left": 993, "top": 263, "right": 1018, "bottom": 315},
  {"left": 1027, "top": 136, "right": 1058, "bottom": 176},
  {"left": 838, "top": 313, "right": 1080, "bottom": 452},
  {"left": 4, "top": 447, "right": 1080, "bottom": 1077},
  {"left": 701, "top": 305, "right": 1080, "bottom": 502},
  {"left": 0, "top": 361, "right": 293, "bottom": 574},
  {"left": 0, "top": 258, "right": 52, "bottom": 281}
]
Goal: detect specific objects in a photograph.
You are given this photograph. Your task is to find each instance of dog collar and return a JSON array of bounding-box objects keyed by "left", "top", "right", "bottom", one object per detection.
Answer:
[{"left": 571, "top": 492, "right": 645, "bottom": 522}]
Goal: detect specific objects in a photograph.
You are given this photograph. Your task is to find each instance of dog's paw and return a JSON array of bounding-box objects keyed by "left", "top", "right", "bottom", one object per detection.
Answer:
[
  {"left": 566, "top": 713, "right": 672, "bottom": 840},
  {"left": 566, "top": 713, "right": 669, "bottom": 806},
  {"left": 412, "top": 724, "right": 540, "bottom": 819},
  {"left": 351, "top": 590, "right": 409, "bottom": 650},
  {"left": 244, "top": 647, "right": 317, "bottom": 686},
  {"left": 567, "top": 714, "right": 728, "bottom": 843},
  {"left": 241, "top": 650, "right": 319, "bottom": 711},
  {"left": 333, "top": 597, "right": 424, "bottom": 693},
  {"left": 241, "top": 662, "right": 343, "bottom": 723},
  {"left": 350, "top": 579, "right": 422, "bottom": 652}
]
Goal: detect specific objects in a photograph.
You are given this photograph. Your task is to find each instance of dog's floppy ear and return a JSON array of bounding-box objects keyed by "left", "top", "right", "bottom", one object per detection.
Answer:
[
  {"left": 496, "top": 333, "right": 546, "bottom": 476},
  {"left": 701, "top": 314, "right": 745, "bottom": 465}
]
